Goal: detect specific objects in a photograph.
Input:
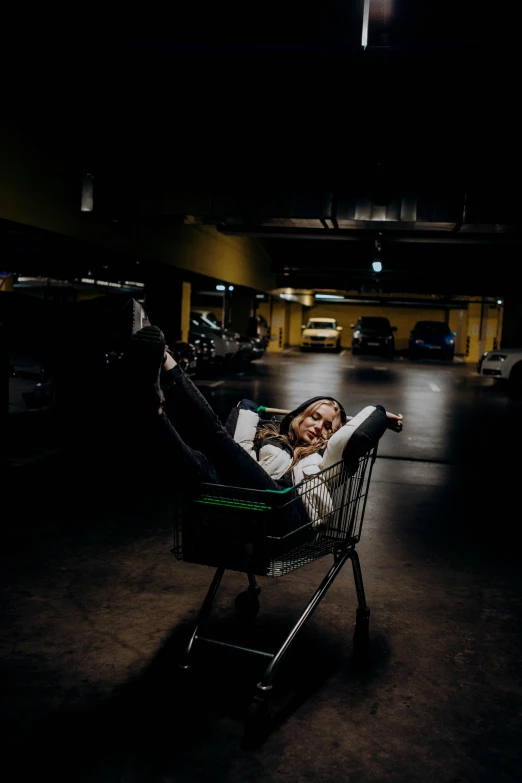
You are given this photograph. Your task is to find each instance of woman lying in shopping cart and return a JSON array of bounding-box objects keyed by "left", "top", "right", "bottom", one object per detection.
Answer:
[{"left": 121, "top": 325, "right": 403, "bottom": 507}]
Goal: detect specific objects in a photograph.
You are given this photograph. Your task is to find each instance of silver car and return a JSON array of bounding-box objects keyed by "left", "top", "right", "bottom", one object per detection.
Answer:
[
  {"left": 190, "top": 312, "right": 240, "bottom": 364},
  {"left": 477, "top": 347, "right": 522, "bottom": 390}
]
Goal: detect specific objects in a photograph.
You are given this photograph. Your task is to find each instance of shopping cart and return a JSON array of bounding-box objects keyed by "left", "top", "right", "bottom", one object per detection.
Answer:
[{"left": 171, "top": 409, "right": 379, "bottom": 745}]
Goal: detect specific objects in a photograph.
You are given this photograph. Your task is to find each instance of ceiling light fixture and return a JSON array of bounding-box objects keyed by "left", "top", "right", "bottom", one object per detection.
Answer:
[
  {"left": 361, "top": 0, "right": 370, "bottom": 47},
  {"left": 81, "top": 173, "right": 94, "bottom": 212}
]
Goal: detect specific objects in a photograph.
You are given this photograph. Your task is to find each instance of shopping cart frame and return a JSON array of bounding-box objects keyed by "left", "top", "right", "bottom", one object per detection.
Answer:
[{"left": 171, "top": 444, "right": 378, "bottom": 745}]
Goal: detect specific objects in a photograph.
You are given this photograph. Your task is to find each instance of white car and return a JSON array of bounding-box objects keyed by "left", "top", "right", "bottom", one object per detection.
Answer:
[
  {"left": 477, "top": 348, "right": 522, "bottom": 390},
  {"left": 300, "top": 317, "right": 343, "bottom": 351}
]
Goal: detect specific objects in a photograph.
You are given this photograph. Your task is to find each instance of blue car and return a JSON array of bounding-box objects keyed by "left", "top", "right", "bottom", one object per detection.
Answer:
[{"left": 409, "top": 321, "right": 456, "bottom": 360}]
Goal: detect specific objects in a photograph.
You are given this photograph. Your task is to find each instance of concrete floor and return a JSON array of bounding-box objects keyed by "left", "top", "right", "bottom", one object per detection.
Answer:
[{"left": 3, "top": 352, "right": 522, "bottom": 782}]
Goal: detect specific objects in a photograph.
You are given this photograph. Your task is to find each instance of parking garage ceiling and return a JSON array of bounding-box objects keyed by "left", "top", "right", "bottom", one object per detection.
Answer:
[{"left": 3, "top": 3, "right": 520, "bottom": 299}]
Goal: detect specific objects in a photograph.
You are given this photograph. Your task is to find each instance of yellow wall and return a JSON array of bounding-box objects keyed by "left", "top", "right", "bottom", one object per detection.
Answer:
[
  {"left": 159, "top": 225, "right": 276, "bottom": 292},
  {"left": 297, "top": 301, "right": 503, "bottom": 362},
  {"left": 305, "top": 303, "right": 451, "bottom": 351}
]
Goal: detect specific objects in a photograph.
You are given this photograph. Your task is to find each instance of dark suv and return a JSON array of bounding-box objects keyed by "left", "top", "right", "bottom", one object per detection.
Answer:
[
  {"left": 350, "top": 316, "right": 396, "bottom": 357},
  {"left": 409, "top": 321, "right": 456, "bottom": 360}
]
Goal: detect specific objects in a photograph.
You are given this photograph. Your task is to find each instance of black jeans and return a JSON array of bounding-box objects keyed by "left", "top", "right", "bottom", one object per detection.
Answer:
[
  {"left": 152, "top": 366, "right": 288, "bottom": 491},
  {"left": 115, "top": 365, "right": 309, "bottom": 551}
]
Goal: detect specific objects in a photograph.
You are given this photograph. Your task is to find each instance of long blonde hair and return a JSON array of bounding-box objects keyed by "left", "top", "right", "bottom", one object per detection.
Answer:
[{"left": 255, "top": 398, "right": 343, "bottom": 474}]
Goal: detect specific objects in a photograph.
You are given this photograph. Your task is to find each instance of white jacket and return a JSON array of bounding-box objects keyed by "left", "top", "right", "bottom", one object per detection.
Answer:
[{"left": 232, "top": 405, "right": 384, "bottom": 525}]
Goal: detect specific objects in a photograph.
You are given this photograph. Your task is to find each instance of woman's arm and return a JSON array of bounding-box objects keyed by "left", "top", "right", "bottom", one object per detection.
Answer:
[
  {"left": 321, "top": 404, "right": 404, "bottom": 469},
  {"left": 225, "top": 399, "right": 260, "bottom": 460}
]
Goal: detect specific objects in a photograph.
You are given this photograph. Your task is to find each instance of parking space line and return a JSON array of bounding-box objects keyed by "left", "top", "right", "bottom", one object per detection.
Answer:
[{"left": 429, "top": 382, "right": 441, "bottom": 392}]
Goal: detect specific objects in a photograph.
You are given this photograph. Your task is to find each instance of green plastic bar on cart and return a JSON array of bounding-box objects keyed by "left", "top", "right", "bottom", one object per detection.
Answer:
[{"left": 257, "top": 406, "right": 291, "bottom": 415}]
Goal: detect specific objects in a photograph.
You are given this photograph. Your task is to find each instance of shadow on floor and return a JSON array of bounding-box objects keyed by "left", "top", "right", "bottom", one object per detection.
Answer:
[{"left": 5, "top": 603, "right": 392, "bottom": 782}]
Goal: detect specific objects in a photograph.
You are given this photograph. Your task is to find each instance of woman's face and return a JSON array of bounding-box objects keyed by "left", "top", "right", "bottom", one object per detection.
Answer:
[{"left": 296, "top": 403, "right": 337, "bottom": 445}]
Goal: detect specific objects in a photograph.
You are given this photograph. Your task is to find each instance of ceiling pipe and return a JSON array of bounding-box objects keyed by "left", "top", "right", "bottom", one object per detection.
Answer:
[{"left": 217, "top": 226, "right": 521, "bottom": 245}]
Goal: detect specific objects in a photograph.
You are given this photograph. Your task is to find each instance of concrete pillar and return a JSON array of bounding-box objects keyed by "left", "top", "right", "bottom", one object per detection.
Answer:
[
  {"left": 465, "top": 302, "right": 482, "bottom": 363},
  {"left": 180, "top": 281, "right": 191, "bottom": 343},
  {"left": 228, "top": 288, "right": 254, "bottom": 335},
  {"left": 256, "top": 301, "right": 272, "bottom": 336},
  {"left": 266, "top": 297, "right": 285, "bottom": 353},
  {"left": 480, "top": 300, "right": 502, "bottom": 352},
  {"left": 495, "top": 303, "right": 504, "bottom": 349},
  {"left": 0, "top": 273, "right": 14, "bottom": 292},
  {"left": 449, "top": 308, "right": 467, "bottom": 356},
  {"left": 287, "top": 302, "right": 304, "bottom": 346},
  {"left": 474, "top": 297, "right": 501, "bottom": 357}
]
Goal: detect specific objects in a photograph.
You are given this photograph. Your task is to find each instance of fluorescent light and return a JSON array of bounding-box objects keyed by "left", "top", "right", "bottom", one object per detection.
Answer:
[
  {"left": 315, "top": 294, "right": 346, "bottom": 300},
  {"left": 81, "top": 173, "right": 94, "bottom": 212},
  {"left": 124, "top": 281, "right": 145, "bottom": 288},
  {"left": 216, "top": 284, "right": 226, "bottom": 291},
  {"left": 228, "top": 285, "right": 234, "bottom": 291},
  {"left": 361, "top": 0, "right": 370, "bottom": 47},
  {"left": 372, "top": 260, "right": 383, "bottom": 273}
]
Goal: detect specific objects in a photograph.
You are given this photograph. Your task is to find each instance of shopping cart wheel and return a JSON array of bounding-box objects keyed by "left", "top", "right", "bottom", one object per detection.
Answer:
[
  {"left": 243, "top": 697, "right": 272, "bottom": 747},
  {"left": 352, "top": 607, "right": 370, "bottom": 667},
  {"left": 235, "top": 589, "right": 260, "bottom": 622}
]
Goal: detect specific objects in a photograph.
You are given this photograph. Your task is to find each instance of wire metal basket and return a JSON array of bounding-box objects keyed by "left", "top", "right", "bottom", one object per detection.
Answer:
[{"left": 172, "top": 448, "right": 376, "bottom": 577}]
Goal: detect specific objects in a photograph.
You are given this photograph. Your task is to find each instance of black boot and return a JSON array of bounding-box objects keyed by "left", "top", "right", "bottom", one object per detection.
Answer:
[{"left": 121, "top": 325, "right": 167, "bottom": 410}]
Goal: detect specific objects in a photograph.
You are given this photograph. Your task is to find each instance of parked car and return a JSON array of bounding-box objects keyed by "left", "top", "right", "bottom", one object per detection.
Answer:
[
  {"left": 300, "top": 317, "right": 343, "bottom": 351},
  {"left": 9, "top": 356, "right": 56, "bottom": 414},
  {"left": 190, "top": 312, "right": 241, "bottom": 364},
  {"left": 236, "top": 335, "right": 265, "bottom": 363},
  {"left": 188, "top": 327, "right": 216, "bottom": 375},
  {"left": 191, "top": 309, "right": 265, "bottom": 364},
  {"left": 409, "top": 320, "right": 456, "bottom": 360},
  {"left": 167, "top": 340, "right": 198, "bottom": 375},
  {"left": 477, "top": 347, "right": 522, "bottom": 390},
  {"left": 350, "top": 316, "right": 396, "bottom": 357}
]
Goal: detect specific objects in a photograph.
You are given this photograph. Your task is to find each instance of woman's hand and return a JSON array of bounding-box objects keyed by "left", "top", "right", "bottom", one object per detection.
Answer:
[
  {"left": 163, "top": 350, "right": 177, "bottom": 371},
  {"left": 386, "top": 411, "right": 404, "bottom": 432}
]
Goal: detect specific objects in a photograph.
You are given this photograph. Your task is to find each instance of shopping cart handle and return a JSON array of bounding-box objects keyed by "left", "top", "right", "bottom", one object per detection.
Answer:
[{"left": 257, "top": 406, "right": 291, "bottom": 415}]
